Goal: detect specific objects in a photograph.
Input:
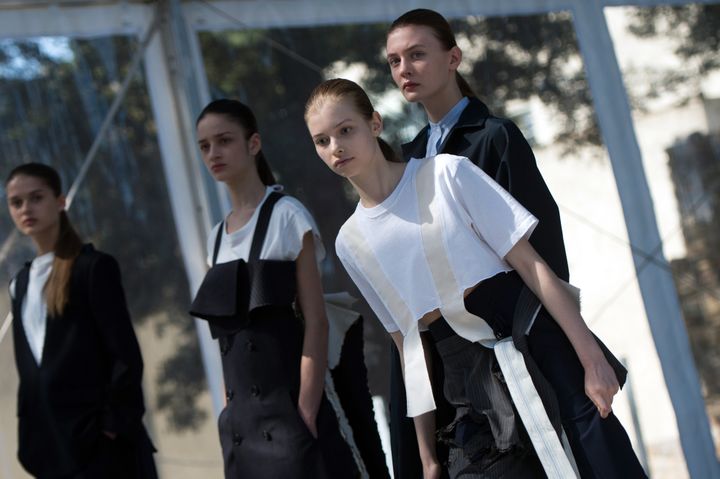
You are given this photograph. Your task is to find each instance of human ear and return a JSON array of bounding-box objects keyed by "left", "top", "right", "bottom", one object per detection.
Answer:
[
  {"left": 370, "top": 111, "right": 383, "bottom": 137},
  {"left": 57, "top": 195, "right": 66, "bottom": 212},
  {"left": 449, "top": 45, "right": 462, "bottom": 72},
  {"left": 247, "top": 132, "right": 262, "bottom": 156}
]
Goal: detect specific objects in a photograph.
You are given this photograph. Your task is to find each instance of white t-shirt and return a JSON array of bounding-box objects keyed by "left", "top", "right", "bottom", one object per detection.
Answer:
[
  {"left": 9, "top": 251, "right": 54, "bottom": 365},
  {"left": 336, "top": 154, "right": 537, "bottom": 334},
  {"left": 206, "top": 185, "right": 325, "bottom": 266}
]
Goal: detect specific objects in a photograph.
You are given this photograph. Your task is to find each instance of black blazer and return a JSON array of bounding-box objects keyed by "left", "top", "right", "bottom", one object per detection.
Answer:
[
  {"left": 402, "top": 97, "right": 570, "bottom": 281},
  {"left": 11, "top": 244, "right": 147, "bottom": 479}
]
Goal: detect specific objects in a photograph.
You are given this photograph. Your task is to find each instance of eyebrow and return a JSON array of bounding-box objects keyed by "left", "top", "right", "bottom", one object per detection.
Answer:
[
  {"left": 197, "top": 131, "right": 233, "bottom": 144},
  {"left": 387, "top": 43, "right": 426, "bottom": 58},
  {"left": 312, "top": 119, "right": 352, "bottom": 139},
  {"left": 8, "top": 189, "right": 45, "bottom": 200}
]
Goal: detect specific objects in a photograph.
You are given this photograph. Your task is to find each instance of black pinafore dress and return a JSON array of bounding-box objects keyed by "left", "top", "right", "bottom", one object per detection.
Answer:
[{"left": 190, "top": 192, "right": 357, "bottom": 479}]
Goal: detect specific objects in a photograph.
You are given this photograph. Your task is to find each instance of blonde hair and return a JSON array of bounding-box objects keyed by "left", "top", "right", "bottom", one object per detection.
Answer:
[{"left": 305, "top": 78, "right": 398, "bottom": 163}]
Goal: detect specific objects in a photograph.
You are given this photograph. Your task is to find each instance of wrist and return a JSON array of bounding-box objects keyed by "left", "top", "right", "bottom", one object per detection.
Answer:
[{"left": 576, "top": 340, "right": 606, "bottom": 369}]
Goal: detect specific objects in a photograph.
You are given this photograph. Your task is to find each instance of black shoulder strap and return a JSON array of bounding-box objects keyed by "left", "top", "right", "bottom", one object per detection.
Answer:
[
  {"left": 249, "top": 191, "right": 284, "bottom": 263},
  {"left": 212, "top": 221, "right": 224, "bottom": 267}
]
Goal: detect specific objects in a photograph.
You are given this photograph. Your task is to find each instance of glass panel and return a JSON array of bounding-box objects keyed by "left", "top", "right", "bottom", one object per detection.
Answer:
[
  {"left": 607, "top": 4, "right": 720, "bottom": 476},
  {"left": 0, "top": 36, "right": 220, "bottom": 477},
  {"left": 196, "top": 7, "right": 666, "bottom": 473}
]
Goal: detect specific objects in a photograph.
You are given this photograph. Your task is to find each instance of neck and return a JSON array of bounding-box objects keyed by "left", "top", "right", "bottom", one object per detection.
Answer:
[
  {"left": 226, "top": 171, "right": 267, "bottom": 212},
  {"left": 349, "top": 146, "right": 407, "bottom": 208},
  {"left": 32, "top": 224, "right": 59, "bottom": 256},
  {"left": 423, "top": 81, "right": 464, "bottom": 123}
]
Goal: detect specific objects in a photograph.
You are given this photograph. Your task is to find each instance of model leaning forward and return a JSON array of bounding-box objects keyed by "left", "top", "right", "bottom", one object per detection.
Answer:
[{"left": 305, "top": 79, "right": 646, "bottom": 479}]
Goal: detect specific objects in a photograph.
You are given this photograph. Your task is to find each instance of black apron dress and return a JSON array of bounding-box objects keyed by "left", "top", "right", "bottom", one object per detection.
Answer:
[{"left": 190, "top": 192, "right": 358, "bottom": 479}]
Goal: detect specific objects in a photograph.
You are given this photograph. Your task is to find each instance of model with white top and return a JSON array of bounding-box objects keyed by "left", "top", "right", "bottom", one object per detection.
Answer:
[
  {"left": 5, "top": 163, "right": 157, "bottom": 479},
  {"left": 305, "top": 78, "right": 645, "bottom": 479},
  {"left": 190, "top": 99, "right": 358, "bottom": 478}
]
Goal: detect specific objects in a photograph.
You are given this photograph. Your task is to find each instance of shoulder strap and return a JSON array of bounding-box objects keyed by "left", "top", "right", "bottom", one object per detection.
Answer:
[
  {"left": 248, "top": 191, "right": 284, "bottom": 263},
  {"left": 212, "top": 221, "right": 224, "bottom": 267}
]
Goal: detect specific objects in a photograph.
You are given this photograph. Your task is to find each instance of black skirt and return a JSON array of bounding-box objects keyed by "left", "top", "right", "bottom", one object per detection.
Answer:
[{"left": 217, "top": 305, "right": 357, "bottom": 479}]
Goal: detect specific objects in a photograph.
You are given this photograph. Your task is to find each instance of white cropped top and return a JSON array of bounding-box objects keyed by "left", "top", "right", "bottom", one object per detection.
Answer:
[{"left": 336, "top": 154, "right": 537, "bottom": 334}]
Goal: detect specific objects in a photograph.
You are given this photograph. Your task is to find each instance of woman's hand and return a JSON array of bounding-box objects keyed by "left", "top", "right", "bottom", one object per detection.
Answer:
[
  {"left": 583, "top": 355, "right": 620, "bottom": 418},
  {"left": 295, "top": 232, "right": 327, "bottom": 441},
  {"left": 298, "top": 404, "right": 318, "bottom": 438}
]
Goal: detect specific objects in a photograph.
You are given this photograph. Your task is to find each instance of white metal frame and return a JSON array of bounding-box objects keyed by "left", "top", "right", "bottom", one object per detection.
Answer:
[{"left": 1, "top": 1, "right": 718, "bottom": 477}]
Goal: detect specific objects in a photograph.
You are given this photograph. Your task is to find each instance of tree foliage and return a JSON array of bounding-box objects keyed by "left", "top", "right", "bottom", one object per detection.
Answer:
[{"left": 627, "top": 4, "right": 720, "bottom": 104}]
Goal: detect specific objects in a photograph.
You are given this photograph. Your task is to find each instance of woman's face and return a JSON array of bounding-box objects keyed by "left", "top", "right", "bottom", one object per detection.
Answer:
[
  {"left": 386, "top": 25, "right": 460, "bottom": 104},
  {"left": 6, "top": 174, "right": 64, "bottom": 238},
  {"left": 197, "top": 113, "right": 260, "bottom": 183},
  {"left": 306, "top": 98, "right": 382, "bottom": 179}
]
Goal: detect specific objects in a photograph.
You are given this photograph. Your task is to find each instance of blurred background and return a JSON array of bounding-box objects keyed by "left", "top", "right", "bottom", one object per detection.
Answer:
[{"left": 0, "top": 1, "right": 718, "bottom": 477}]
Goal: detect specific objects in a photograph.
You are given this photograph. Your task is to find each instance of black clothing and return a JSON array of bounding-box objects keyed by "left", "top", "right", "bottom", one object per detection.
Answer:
[
  {"left": 390, "top": 99, "right": 644, "bottom": 478},
  {"left": 191, "top": 192, "right": 358, "bottom": 478},
  {"left": 11, "top": 245, "right": 156, "bottom": 479},
  {"left": 331, "top": 318, "right": 392, "bottom": 479},
  {"left": 467, "top": 272, "right": 645, "bottom": 478},
  {"left": 428, "top": 317, "right": 545, "bottom": 479}
]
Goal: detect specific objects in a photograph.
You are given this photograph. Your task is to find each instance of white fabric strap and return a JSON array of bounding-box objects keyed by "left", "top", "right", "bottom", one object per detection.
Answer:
[
  {"left": 495, "top": 339, "right": 579, "bottom": 478},
  {"left": 414, "top": 159, "right": 495, "bottom": 345},
  {"left": 342, "top": 216, "right": 436, "bottom": 417},
  {"left": 414, "top": 158, "right": 578, "bottom": 478}
]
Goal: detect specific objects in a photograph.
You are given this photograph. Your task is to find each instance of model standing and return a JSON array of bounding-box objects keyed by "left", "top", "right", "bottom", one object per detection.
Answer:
[
  {"left": 305, "top": 78, "right": 645, "bottom": 478},
  {"left": 5, "top": 163, "right": 157, "bottom": 479},
  {"left": 190, "top": 99, "right": 357, "bottom": 478}
]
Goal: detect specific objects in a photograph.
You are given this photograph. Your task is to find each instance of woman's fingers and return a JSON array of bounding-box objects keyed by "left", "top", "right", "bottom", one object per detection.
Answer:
[{"left": 585, "top": 362, "right": 620, "bottom": 418}]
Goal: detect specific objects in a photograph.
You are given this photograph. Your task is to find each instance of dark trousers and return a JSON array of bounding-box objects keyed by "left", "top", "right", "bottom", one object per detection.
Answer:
[{"left": 390, "top": 272, "right": 647, "bottom": 479}]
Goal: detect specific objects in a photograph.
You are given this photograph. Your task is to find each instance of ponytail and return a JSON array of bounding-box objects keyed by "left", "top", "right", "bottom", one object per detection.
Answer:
[
  {"left": 46, "top": 211, "right": 83, "bottom": 317},
  {"left": 456, "top": 72, "right": 476, "bottom": 99},
  {"left": 6, "top": 163, "right": 83, "bottom": 317},
  {"left": 255, "top": 151, "right": 277, "bottom": 185},
  {"left": 306, "top": 79, "right": 402, "bottom": 165},
  {"left": 197, "top": 99, "right": 277, "bottom": 185},
  {"left": 378, "top": 138, "right": 399, "bottom": 163},
  {"left": 390, "top": 9, "right": 477, "bottom": 99}
]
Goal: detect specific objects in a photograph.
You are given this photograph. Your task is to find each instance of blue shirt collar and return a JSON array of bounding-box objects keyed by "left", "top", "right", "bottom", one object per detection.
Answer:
[{"left": 428, "top": 96, "right": 470, "bottom": 133}]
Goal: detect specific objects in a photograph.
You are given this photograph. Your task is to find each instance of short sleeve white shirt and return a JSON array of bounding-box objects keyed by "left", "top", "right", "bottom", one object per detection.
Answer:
[
  {"left": 206, "top": 185, "right": 326, "bottom": 266},
  {"left": 336, "top": 154, "right": 537, "bottom": 334}
]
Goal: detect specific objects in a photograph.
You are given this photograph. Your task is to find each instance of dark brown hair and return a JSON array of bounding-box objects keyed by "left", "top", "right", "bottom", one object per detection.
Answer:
[
  {"left": 304, "top": 78, "right": 398, "bottom": 163},
  {"left": 6, "top": 163, "right": 83, "bottom": 317},
  {"left": 389, "top": 8, "right": 476, "bottom": 98},
  {"left": 196, "top": 99, "right": 277, "bottom": 185}
]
